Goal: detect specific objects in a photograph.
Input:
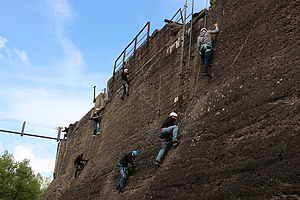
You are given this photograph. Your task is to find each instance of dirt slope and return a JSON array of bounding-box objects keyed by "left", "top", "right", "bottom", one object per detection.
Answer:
[{"left": 44, "top": 0, "right": 300, "bottom": 199}]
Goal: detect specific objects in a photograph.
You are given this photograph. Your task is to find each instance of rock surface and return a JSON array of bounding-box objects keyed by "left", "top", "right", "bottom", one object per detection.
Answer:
[{"left": 44, "top": 0, "right": 300, "bottom": 199}]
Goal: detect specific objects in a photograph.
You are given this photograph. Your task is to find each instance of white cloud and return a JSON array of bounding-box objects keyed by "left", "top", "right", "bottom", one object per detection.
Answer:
[
  {"left": 45, "top": 0, "right": 86, "bottom": 85},
  {"left": 14, "top": 48, "right": 30, "bottom": 65},
  {"left": 0, "top": 87, "right": 92, "bottom": 127},
  {"left": 14, "top": 145, "right": 54, "bottom": 173},
  {"left": 0, "top": 36, "right": 8, "bottom": 59},
  {"left": 0, "top": 35, "right": 30, "bottom": 65},
  {"left": 0, "top": 36, "right": 8, "bottom": 48}
]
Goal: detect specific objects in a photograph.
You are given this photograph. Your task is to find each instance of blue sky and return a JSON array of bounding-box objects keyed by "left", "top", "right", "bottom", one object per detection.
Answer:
[{"left": 0, "top": 0, "right": 206, "bottom": 177}]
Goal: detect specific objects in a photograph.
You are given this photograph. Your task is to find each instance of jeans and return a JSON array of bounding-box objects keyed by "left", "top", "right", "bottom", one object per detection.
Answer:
[
  {"left": 161, "top": 125, "right": 179, "bottom": 142},
  {"left": 117, "top": 165, "right": 126, "bottom": 190},
  {"left": 93, "top": 121, "right": 100, "bottom": 135},
  {"left": 156, "top": 141, "right": 170, "bottom": 162},
  {"left": 200, "top": 50, "right": 212, "bottom": 74}
]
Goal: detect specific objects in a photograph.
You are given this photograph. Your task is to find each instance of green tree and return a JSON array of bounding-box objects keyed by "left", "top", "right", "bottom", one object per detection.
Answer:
[{"left": 0, "top": 150, "right": 44, "bottom": 200}]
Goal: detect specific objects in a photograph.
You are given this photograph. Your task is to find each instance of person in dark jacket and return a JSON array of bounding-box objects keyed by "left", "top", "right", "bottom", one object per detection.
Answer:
[
  {"left": 121, "top": 68, "right": 130, "bottom": 100},
  {"left": 62, "top": 126, "right": 69, "bottom": 139},
  {"left": 116, "top": 150, "right": 138, "bottom": 193},
  {"left": 90, "top": 107, "right": 103, "bottom": 136},
  {"left": 74, "top": 153, "right": 88, "bottom": 178},
  {"left": 155, "top": 112, "right": 179, "bottom": 165},
  {"left": 197, "top": 23, "right": 219, "bottom": 77}
]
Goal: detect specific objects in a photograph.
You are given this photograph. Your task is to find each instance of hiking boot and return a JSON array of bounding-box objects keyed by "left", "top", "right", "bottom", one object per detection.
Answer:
[
  {"left": 173, "top": 141, "right": 179, "bottom": 147},
  {"left": 96, "top": 132, "right": 100, "bottom": 135},
  {"left": 116, "top": 185, "right": 124, "bottom": 193},
  {"left": 202, "top": 72, "right": 211, "bottom": 77},
  {"left": 155, "top": 160, "right": 162, "bottom": 166}
]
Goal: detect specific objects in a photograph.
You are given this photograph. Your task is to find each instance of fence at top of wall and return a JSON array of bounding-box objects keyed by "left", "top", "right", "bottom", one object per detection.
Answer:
[{"left": 112, "top": 0, "right": 202, "bottom": 82}]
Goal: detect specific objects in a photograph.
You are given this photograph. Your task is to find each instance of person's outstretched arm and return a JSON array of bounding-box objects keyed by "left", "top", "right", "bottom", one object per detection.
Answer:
[{"left": 208, "top": 23, "right": 219, "bottom": 34}]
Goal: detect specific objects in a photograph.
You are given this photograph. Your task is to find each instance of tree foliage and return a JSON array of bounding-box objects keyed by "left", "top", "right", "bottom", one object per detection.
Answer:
[{"left": 0, "top": 150, "right": 46, "bottom": 200}]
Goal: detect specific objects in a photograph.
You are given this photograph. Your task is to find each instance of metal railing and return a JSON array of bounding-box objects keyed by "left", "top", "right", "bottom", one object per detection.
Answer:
[
  {"left": 113, "top": 21, "right": 151, "bottom": 80},
  {"left": 171, "top": 8, "right": 184, "bottom": 24}
]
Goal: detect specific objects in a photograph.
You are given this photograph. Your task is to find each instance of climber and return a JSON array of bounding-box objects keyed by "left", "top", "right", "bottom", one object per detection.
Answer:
[
  {"left": 62, "top": 126, "right": 69, "bottom": 139},
  {"left": 116, "top": 150, "right": 138, "bottom": 193},
  {"left": 155, "top": 112, "right": 179, "bottom": 165},
  {"left": 197, "top": 23, "right": 219, "bottom": 78},
  {"left": 90, "top": 107, "right": 103, "bottom": 136},
  {"left": 121, "top": 68, "right": 130, "bottom": 100},
  {"left": 74, "top": 153, "right": 88, "bottom": 178}
]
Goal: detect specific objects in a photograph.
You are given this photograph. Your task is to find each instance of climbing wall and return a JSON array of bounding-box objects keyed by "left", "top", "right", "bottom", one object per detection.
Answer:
[{"left": 44, "top": 0, "right": 300, "bottom": 199}]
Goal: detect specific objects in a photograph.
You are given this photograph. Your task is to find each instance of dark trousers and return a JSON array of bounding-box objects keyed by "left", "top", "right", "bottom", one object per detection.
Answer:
[
  {"left": 74, "top": 163, "right": 85, "bottom": 177},
  {"left": 122, "top": 81, "right": 129, "bottom": 99},
  {"left": 201, "top": 50, "right": 212, "bottom": 74}
]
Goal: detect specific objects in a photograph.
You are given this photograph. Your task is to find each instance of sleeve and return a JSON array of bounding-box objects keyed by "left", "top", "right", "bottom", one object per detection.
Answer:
[
  {"left": 128, "top": 155, "right": 135, "bottom": 167},
  {"left": 207, "top": 26, "right": 219, "bottom": 34},
  {"left": 161, "top": 118, "right": 169, "bottom": 128},
  {"left": 197, "top": 36, "right": 201, "bottom": 47}
]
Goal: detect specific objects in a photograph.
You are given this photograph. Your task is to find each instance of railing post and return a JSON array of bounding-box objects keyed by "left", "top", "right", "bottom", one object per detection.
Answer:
[
  {"left": 147, "top": 22, "right": 150, "bottom": 40},
  {"left": 93, "top": 86, "right": 96, "bottom": 103},
  {"left": 134, "top": 37, "right": 137, "bottom": 56},
  {"left": 57, "top": 127, "right": 62, "bottom": 142},
  {"left": 113, "top": 61, "right": 117, "bottom": 81},
  {"left": 180, "top": 9, "right": 184, "bottom": 24},
  {"left": 21, "top": 121, "right": 26, "bottom": 137},
  {"left": 122, "top": 50, "right": 126, "bottom": 71}
]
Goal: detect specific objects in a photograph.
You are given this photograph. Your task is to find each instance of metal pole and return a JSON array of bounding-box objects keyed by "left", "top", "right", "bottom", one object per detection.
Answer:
[
  {"left": 147, "top": 22, "right": 150, "bottom": 40},
  {"left": 205, "top": 0, "right": 208, "bottom": 27},
  {"left": 113, "top": 61, "right": 117, "bottom": 81},
  {"left": 53, "top": 141, "right": 61, "bottom": 179},
  {"left": 21, "top": 121, "right": 26, "bottom": 137},
  {"left": 187, "top": 0, "right": 195, "bottom": 70},
  {"left": 93, "top": 86, "right": 96, "bottom": 103},
  {"left": 134, "top": 37, "right": 137, "bottom": 55},
  {"left": 0, "top": 129, "right": 61, "bottom": 141},
  {"left": 175, "top": 0, "right": 188, "bottom": 106},
  {"left": 57, "top": 127, "right": 62, "bottom": 142},
  {"left": 122, "top": 50, "right": 126, "bottom": 71}
]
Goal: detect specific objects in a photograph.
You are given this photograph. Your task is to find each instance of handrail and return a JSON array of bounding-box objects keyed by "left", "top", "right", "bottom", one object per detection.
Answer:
[
  {"left": 113, "top": 21, "right": 151, "bottom": 80},
  {"left": 171, "top": 8, "right": 184, "bottom": 24}
]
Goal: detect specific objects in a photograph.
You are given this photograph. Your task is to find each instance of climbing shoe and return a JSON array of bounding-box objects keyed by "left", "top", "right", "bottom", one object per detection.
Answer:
[
  {"left": 116, "top": 185, "right": 124, "bottom": 193},
  {"left": 202, "top": 72, "right": 211, "bottom": 77},
  {"left": 173, "top": 141, "right": 179, "bottom": 147},
  {"left": 155, "top": 160, "right": 162, "bottom": 166}
]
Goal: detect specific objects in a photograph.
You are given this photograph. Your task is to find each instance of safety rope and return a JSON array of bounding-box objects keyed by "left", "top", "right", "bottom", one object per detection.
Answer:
[
  {"left": 186, "top": 0, "right": 195, "bottom": 70},
  {"left": 175, "top": 1, "right": 188, "bottom": 110}
]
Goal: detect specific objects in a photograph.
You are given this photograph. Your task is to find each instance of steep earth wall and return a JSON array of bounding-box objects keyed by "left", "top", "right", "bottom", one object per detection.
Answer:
[{"left": 45, "top": 0, "right": 300, "bottom": 199}]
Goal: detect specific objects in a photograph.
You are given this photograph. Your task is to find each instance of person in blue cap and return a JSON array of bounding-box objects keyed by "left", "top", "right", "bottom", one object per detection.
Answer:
[{"left": 116, "top": 150, "right": 138, "bottom": 193}]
